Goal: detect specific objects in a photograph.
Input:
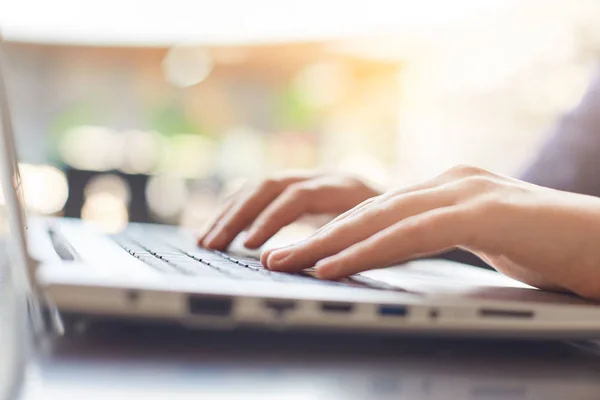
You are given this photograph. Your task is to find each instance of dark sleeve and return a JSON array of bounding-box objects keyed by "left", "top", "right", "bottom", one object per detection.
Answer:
[
  {"left": 440, "top": 66, "right": 600, "bottom": 269},
  {"left": 519, "top": 66, "right": 600, "bottom": 196}
]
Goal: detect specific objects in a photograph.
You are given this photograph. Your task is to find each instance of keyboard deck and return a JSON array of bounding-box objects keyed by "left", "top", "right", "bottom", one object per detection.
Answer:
[{"left": 111, "top": 228, "right": 405, "bottom": 292}]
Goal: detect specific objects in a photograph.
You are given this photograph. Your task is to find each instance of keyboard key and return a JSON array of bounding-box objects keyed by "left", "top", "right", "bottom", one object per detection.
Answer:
[
  {"left": 174, "top": 263, "right": 225, "bottom": 277},
  {"left": 345, "top": 275, "right": 411, "bottom": 292},
  {"left": 112, "top": 228, "right": 401, "bottom": 291},
  {"left": 269, "top": 272, "right": 346, "bottom": 286},
  {"left": 229, "top": 255, "right": 260, "bottom": 263},
  {"left": 135, "top": 256, "right": 180, "bottom": 274},
  {"left": 231, "top": 255, "right": 265, "bottom": 268}
]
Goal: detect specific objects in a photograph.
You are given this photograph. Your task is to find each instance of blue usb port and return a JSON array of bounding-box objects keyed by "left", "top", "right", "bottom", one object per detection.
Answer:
[{"left": 378, "top": 305, "right": 407, "bottom": 317}]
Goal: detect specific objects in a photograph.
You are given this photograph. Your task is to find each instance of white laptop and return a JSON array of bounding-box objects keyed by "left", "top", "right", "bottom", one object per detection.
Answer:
[{"left": 2, "top": 40, "right": 600, "bottom": 340}]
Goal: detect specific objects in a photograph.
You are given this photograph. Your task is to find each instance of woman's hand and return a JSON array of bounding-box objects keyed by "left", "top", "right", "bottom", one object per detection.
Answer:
[
  {"left": 263, "top": 165, "right": 600, "bottom": 300},
  {"left": 198, "top": 171, "right": 382, "bottom": 251}
]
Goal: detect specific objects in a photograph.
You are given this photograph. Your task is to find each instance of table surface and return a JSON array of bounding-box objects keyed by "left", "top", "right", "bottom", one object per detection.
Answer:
[{"left": 16, "top": 318, "right": 600, "bottom": 400}]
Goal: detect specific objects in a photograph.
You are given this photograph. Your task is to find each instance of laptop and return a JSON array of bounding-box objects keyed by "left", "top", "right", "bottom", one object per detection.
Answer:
[{"left": 2, "top": 40, "right": 600, "bottom": 340}]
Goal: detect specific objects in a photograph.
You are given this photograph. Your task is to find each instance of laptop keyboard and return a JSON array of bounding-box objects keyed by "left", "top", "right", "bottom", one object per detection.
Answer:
[{"left": 110, "top": 228, "right": 405, "bottom": 292}]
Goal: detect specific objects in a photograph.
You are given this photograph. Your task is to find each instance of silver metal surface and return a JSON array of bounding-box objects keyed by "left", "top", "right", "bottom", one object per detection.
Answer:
[
  {"left": 29, "top": 218, "right": 600, "bottom": 339},
  {"left": 0, "top": 255, "right": 27, "bottom": 400}
]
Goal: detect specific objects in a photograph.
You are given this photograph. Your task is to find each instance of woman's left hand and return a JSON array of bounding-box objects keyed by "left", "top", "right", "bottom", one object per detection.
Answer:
[{"left": 263, "top": 165, "right": 600, "bottom": 300}]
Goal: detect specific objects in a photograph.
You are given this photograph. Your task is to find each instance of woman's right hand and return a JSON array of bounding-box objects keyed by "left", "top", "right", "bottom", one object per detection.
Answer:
[{"left": 198, "top": 171, "right": 382, "bottom": 251}]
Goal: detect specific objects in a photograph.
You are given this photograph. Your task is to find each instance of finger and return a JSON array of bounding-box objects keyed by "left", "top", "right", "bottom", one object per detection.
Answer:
[
  {"left": 262, "top": 170, "right": 477, "bottom": 265},
  {"left": 203, "top": 180, "right": 286, "bottom": 250},
  {"left": 314, "top": 174, "right": 459, "bottom": 237},
  {"left": 267, "top": 185, "right": 461, "bottom": 272},
  {"left": 315, "top": 205, "right": 474, "bottom": 280},
  {"left": 311, "top": 197, "right": 377, "bottom": 237},
  {"left": 261, "top": 243, "right": 294, "bottom": 266},
  {"left": 260, "top": 176, "right": 458, "bottom": 266},
  {"left": 198, "top": 186, "right": 249, "bottom": 244},
  {"left": 244, "top": 185, "right": 313, "bottom": 249},
  {"left": 197, "top": 195, "right": 238, "bottom": 245}
]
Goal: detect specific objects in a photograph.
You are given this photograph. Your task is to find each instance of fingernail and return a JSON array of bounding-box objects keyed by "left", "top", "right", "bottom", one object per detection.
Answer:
[
  {"left": 261, "top": 243, "right": 293, "bottom": 265},
  {"left": 197, "top": 232, "right": 208, "bottom": 245},
  {"left": 197, "top": 222, "right": 214, "bottom": 241},
  {"left": 197, "top": 229, "right": 209, "bottom": 241},
  {"left": 243, "top": 230, "right": 258, "bottom": 248},
  {"left": 267, "top": 249, "right": 293, "bottom": 269},
  {"left": 260, "top": 249, "right": 273, "bottom": 266},
  {"left": 199, "top": 234, "right": 211, "bottom": 247}
]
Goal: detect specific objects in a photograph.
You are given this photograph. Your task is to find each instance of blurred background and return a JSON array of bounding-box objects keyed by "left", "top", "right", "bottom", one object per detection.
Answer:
[{"left": 1, "top": 0, "right": 600, "bottom": 233}]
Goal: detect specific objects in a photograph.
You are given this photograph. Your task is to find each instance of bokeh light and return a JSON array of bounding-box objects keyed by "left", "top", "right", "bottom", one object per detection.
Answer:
[
  {"left": 84, "top": 174, "right": 131, "bottom": 204},
  {"left": 119, "top": 130, "right": 163, "bottom": 175},
  {"left": 19, "top": 164, "right": 69, "bottom": 215},
  {"left": 7, "top": 0, "right": 598, "bottom": 232},
  {"left": 59, "top": 126, "right": 122, "bottom": 172},
  {"left": 81, "top": 174, "right": 131, "bottom": 232},
  {"left": 293, "top": 62, "right": 350, "bottom": 108},
  {"left": 146, "top": 175, "right": 188, "bottom": 221},
  {"left": 81, "top": 193, "right": 128, "bottom": 233},
  {"left": 162, "top": 44, "right": 213, "bottom": 88},
  {"left": 160, "top": 134, "right": 217, "bottom": 179},
  {"left": 216, "top": 127, "right": 266, "bottom": 180},
  {"left": 179, "top": 189, "right": 218, "bottom": 229}
]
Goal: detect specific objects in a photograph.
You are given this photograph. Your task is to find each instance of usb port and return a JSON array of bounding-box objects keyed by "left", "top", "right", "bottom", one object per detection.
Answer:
[
  {"left": 188, "top": 296, "right": 232, "bottom": 317},
  {"left": 320, "top": 302, "right": 354, "bottom": 313},
  {"left": 378, "top": 305, "right": 407, "bottom": 317},
  {"left": 264, "top": 299, "right": 296, "bottom": 313}
]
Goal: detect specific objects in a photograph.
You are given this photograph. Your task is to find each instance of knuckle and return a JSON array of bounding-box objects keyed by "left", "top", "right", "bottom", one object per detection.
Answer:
[
  {"left": 286, "top": 183, "right": 312, "bottom": 199},
  {"left": 462, "top": 175, "right": 498, "bottom": 192},
  {"left": 475, "top": 193, "right": 512, "bottom": 217},
  {"left": 448, "top": 164, "right": 487, "bottom": 177},
  {"left": 317, "top": 221, "right": 349, "bottom": 244},
  {"left": 344, "top": 174, "right": 365, "bottom": 187},
  {"left": 359, "top": 201, "right": 389, "bottom": 222},
  {"left": 258, "top": 177, "right": 281, "bottom": 191}
]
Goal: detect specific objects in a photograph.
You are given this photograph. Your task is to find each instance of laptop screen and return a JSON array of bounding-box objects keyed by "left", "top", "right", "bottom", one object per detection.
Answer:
[
  {"left": 0, "top": 34, "right": 31, "bottom": 398},
  {"left": 0, "top": 35, "right": 33, "bottom": 295}
]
